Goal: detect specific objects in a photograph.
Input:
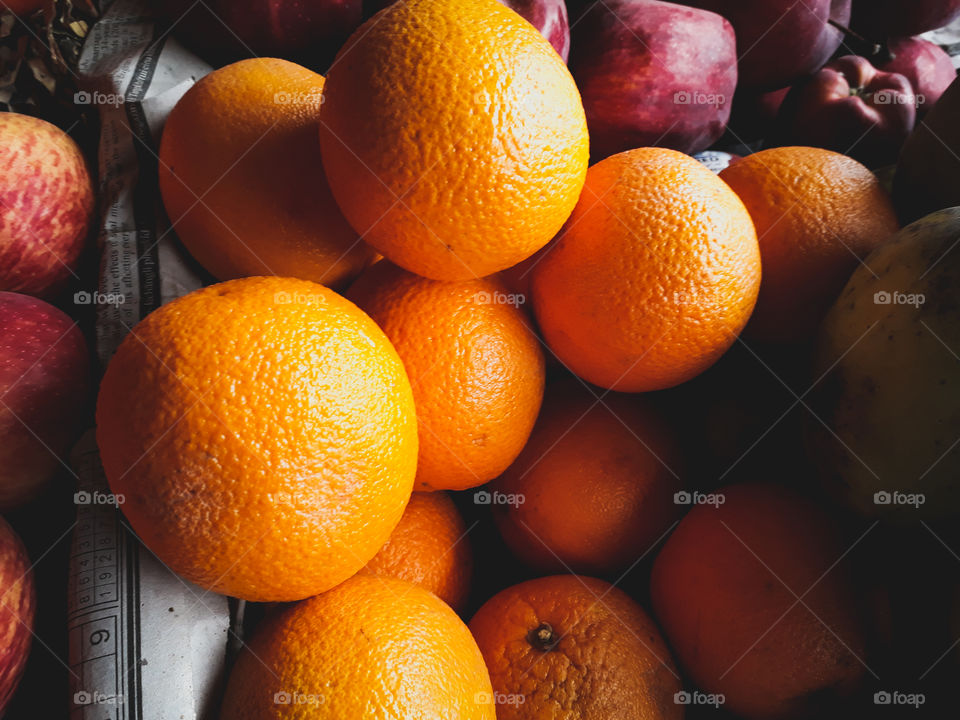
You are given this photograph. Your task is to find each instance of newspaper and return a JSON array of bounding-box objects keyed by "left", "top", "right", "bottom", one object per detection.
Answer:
[{"left": 67, "top": 1, "right": 229, "bottom": 719}]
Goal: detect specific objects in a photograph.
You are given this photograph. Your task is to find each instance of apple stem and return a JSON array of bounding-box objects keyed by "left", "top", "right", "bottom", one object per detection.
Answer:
[{"left": 828, "top": 19, "right": 883, "bottom": 58}]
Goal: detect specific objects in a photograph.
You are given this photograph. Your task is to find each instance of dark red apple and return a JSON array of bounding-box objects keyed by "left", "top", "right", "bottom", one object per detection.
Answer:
[
  {"left": 364, "top": 0, "right": 570, "bottom": 60},
  {"left": 679, "top": 0, "right": 851, "bottom": 91},
  {"left": 159, "top": 0, "right": 363, "bottom": 68},
  {"left": 569, "top": 0, "right": 737, "bottom": 160},
  {"left": 0, "top": 292, "right": 89, "bottom": 509},
  {"left": 880, "top": 37, "right": 957, "bottom": 115},
  {"left": 0, "top": 113, "right": 93, "bottom": 299},
  {"left": 770, "top": 55, "right": 916, "bottom": 167},
  {"left": 0, "top": 517, "right": 34, "bottom": 716},
  {"left": 852, "top": 0, "right": 960, "bottom": 39}
]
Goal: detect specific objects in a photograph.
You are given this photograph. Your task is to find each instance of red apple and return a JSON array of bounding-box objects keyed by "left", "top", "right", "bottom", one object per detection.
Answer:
[
  {"left": 770, "top": 55, "right": 916, "bottom": 167},
  {"left": 880, "top": 37, "right": 957, "bottom": 115},
  {"left": 0, "top": 114, "right": 93, "bottom": 299},
  {"left": 365, "top": 0, "right": 569, "bottom": 60},
  {"left": 0, "top": 292, "right": 89, "bottom": 509},
  {"left": 852, "top": 0, "right": 960, "bottom": 39},
  {"left": 678, "top": 0, "right": 851, "bottom": 91},
  {"left": 2, "top": 0, "right": 50, "bottom": 16},
  {"left": 0, "top": 517, "right": 34, "bottom": 716},
  {"left": 569, "top": 0, "right": 737, "bottom": 160},
  {"left": 159, "top": 0, "right": 363, "bottom": 68}
]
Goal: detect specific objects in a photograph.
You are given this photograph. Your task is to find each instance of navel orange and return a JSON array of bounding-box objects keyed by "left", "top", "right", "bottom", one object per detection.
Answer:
[
  {"left": 469, "top": 574, "right": 682, "bottom": 719},
  {"left": 159, "top": 58, "right": 373, "bottom": 289},
  {"left": 347, "top": 261, "right": 544, "bottom": 491},
  {"left": 96, "top": 276, "right": 417, "bottom": 601},
  {"left": 532, "top": 147, "right": 761, "bottom": 392},
  {"left": 221, "top": 575, "right": 495, "bottom": 719},
  {"left": 320, "top": 0, "right": 589, "bottom": 280}
]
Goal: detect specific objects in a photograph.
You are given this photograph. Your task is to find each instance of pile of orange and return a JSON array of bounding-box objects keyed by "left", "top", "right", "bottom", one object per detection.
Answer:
[{"left": 89, "top": 0, "right": 911, "bottom": 716}]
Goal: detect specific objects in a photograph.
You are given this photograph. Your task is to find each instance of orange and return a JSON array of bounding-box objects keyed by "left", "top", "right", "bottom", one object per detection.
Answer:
[
  {"left": 319, "top": 0, "right": 589, "bottom": 281},
  {"left": 220, "top": 575, "right": 495, "bottom": 719},
  {"left": 361, "top": 491, "right": 473, "bottom": 612},
  {"left": 490, "top": 379, "right": 682, "bottom": 575},
  {"left": 719, "top": 146, "right": 899, "bottom": 343},
  {"left": 469, "top": 574, "right": 682, "bottom": 719},
  {"left": 650, "top": 483, "right": 867, "bottom": 719},
  {"left": 532, "top": 147, "right": 761, "bottom": 392},
  {"left": 347, "top": 261, "right": 544, "bottom": 491},
  {"left": 158, "top": 58, "right": 373, "bottom": 289},
  {"left": 95, "top": 276, "right": 417, "bottom": 601}
]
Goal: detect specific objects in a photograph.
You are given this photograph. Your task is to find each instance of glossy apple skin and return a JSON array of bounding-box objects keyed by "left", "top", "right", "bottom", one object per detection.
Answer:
[
  {"left": 771, "top": 56, "right": 916, "bottom": 167},
  {"left": 679, "top": 0, "right": 850, "bottom": 91},
  {"left": 880, "top": 37, "right": 957, "bottom": 115},
  {"left": 0, "top": 292, "right": 89, "bottom": 509},
  {"left": 364, "top": 0, "right": 569, "bottom": 60},
  {"left": 0, "top": 517, "right": 34, "bottom": 716},
  {"left": 570, "top": 0, "right": 737, "bottom": 160},
  {"left": 159, "top": 0, "right": 363, "bottom": 68},
  {"left": 0, "top": 114, "right": 93, "bottom": 299},
  {"left": 852, "top": 0, "right": 960, "bottom": 39}
]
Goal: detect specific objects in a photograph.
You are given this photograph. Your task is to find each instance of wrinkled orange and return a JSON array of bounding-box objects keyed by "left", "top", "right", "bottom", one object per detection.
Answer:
[
  {"left": 469, "top": 574, "right": 682, "bottom": 719},
  {"left": 361, "top": 491, "right": 473, "bottom": 612},
  {"left": 719, "top": 146, "right": 899, "bottom": 343},
  {"left": 159, "top": 58, "right": 372, "bottom": 288},
  {"left": 491, "top": 379, "right": 683, "bottom": 575},
  {"left": 221, "top": 575, "right": 495, "bottom": 719},
  {"left": 348, "top": 261, "right": 544, "bottom": 491},
  {"left": 320, "top": 0, "right": 589, "bottom": 280},
  {"left": 532, "top": 147, "right": 761, "bottom": 392},
  {"left": 96, "top": 276, "right": 417, "bottom": 601}
]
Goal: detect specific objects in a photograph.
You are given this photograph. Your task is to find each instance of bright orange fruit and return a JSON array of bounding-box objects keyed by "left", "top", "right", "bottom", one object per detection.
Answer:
[
  {"left": 469, "top": 574, "right": 683, "bottom": 719},
  {"left": 719, "top": 146, "right": 899, "bottom": 343},
  {"left": 159, "top": 58, "right": 373, "bottom": 288},
  {"left": 220, "top": 575, "right": 495, "bottom": 719},
  {"left": 96, "top": 276, "right": 417, "bottom": 601},
  {"left": 532, "top": 147, "right": 761, "bottom": 392},
  {"left": 319, "top": 0, "right": 589, "bottom": 280},
  {"left": 361, "top": 491, "right": 473, "bottom": 612},
  {"left": 348, "top": 261, "right": 544, "bottom": 491}
]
